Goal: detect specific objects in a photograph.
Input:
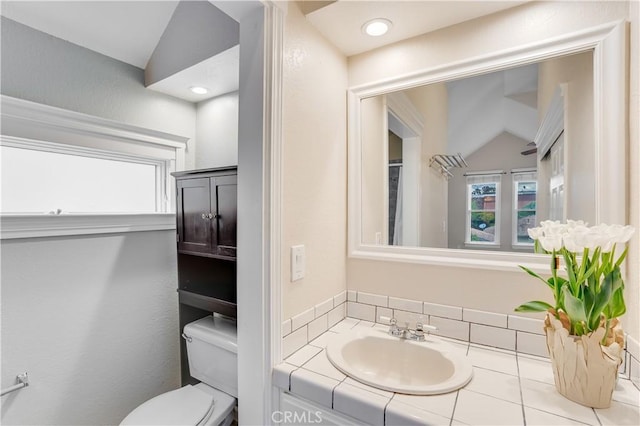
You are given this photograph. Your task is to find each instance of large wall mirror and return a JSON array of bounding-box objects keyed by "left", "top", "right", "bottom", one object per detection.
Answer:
[{"left": 348, "top": 22, "right": 627, "bottom": 271}]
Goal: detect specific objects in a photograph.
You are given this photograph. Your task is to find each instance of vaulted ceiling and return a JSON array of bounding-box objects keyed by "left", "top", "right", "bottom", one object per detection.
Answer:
[
  {"left": 1, "top": 1, "right": 531, "bottom": 103},
  {"left": 447, "top": 63, "right": 539, "bottom": 158},
  {"left": 0, "top": 0, "right": 241, "bottom": 102}
]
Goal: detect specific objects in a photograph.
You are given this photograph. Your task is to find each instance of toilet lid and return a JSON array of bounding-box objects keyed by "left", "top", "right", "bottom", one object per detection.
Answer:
[{"left": 121, "top": 385, "right": 214, "bottom": 425}]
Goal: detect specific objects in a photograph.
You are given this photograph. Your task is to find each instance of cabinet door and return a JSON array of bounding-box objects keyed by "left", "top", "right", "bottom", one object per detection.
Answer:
[
  {"left": 211, "top": 175, "right": 237, "bottom": 258},
  {"left": 177, "top": 177, "right": 213, "bottom": 254}
]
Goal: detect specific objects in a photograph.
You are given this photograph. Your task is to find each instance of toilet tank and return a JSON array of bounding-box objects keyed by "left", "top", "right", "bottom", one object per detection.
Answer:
[{"left": 184, "top": 315, "right": 238, "bottom": 398}]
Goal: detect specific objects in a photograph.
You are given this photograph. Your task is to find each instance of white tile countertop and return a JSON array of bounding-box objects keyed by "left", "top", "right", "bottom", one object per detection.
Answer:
[{"left": 274, "top": 318, "right": 640, "bottom": 426}]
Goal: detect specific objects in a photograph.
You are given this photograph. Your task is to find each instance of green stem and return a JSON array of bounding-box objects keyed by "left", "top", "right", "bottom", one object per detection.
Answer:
[
  {"left": 602, "top": 318, "right": 611, "bottom": 345},
  {"left": 551, "top": 252, "right": 561, "bottom": 312}
]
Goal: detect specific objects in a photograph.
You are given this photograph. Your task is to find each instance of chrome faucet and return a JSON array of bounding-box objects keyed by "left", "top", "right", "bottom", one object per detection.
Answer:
[{"left": 381, "top": 316, "right": 437, "bottom": 341}]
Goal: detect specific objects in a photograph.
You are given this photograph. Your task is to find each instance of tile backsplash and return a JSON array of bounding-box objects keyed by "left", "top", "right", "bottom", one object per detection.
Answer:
[
  {"left": 345, "top": 290, "right": 546, "bottom": 356},
  {"left": 282, "top": 291, "right": 347, "bottom": 358},
  {"left": 282, "top": 289, "right": 640, "bottom": 381}
]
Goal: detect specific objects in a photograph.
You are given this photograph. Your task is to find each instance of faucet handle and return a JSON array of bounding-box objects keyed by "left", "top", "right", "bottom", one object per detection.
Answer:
[
  {"left": 421, "top": 324, "right": 438, "bottom": 333},
  {"left": 380, "top": 316, "right": 405, "bottom": 337},
  {"left": 379, "top": 315, "right": 395, "bottom": 325}
]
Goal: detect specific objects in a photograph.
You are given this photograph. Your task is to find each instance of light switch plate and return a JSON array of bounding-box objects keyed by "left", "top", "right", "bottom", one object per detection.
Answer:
[{"left": 291, "top": 245, "right": 305, "bottom": 282}]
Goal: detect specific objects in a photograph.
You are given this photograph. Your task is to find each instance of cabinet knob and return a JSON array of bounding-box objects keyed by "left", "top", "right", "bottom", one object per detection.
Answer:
[
  {"left": 201, "top": 213, "right": 207, "bottom": 220},
  {"left": 208, "top": 213, "right": 215, "bottom": 219}
]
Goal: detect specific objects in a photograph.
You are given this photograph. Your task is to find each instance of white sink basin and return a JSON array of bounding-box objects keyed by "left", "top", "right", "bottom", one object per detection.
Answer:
[{"left": 326, "top": 327, "right": 473, "bottom": 395}]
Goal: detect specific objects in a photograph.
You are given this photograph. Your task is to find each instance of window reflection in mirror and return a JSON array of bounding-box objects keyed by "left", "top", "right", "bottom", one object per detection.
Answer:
[{"left": 361, "top": 50, "right": 594, "bottom": 253}]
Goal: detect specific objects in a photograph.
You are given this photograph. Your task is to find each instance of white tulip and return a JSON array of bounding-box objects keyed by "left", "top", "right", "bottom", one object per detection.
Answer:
[
  {"left": 609, "top": 224, "right": 635, "bottom": 244},
  {"left": 570, "top": 226, "right": 592, "bottom": 251},
  {"left": 539, "top": 220, "right": 561, "bottom": 236},
  {"left": 563, "top": 233, "right": 584, "bottom": 253},
  {"left": 567, "top": 219, "right": 588, "bottom": 229},
  {"left": 527, "top": 226, "right": 544, "bottom": 240},
  {"left": 540, "top": 220, "right": 559, "bottom": 227},
  {"left": 587, "top": 224, "right": 614, "bottom": 252},
  {"left": 528, "top": 220, "right": 633, "bottom": 253},
  {"left": 539, "top": 234, "right": 563, "bottom": 252}
]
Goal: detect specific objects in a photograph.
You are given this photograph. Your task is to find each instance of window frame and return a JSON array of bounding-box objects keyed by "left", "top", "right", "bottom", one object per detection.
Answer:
[
  {"left": 1, "top": 136, "right": 171, "bottom": 214},
  {"left": 0, "top": 95, "right": 188, "bottom": 239},
  {"left": 511, "top": 171, "right": 538, "bottom": 248},
  {"left": 465, "top": 173, "right": 502, "bottom": 247}
]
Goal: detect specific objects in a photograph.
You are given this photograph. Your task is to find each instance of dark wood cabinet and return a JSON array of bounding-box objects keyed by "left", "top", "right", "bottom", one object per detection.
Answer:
[
  {"left": 171, "top": 167, "right": 238, "bottom": 385},
  {"left": 175, "top": 169, "right": 237, "bottom": 260}
]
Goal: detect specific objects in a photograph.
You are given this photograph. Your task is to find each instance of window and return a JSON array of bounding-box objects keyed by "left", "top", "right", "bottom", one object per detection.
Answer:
[
  {"left": 1, "top": 144, "right": 164, "bottom": 214},
  {"left": 466, "top": 173, "right": 501, "bottom": 245},
  {"left": 513, "top": 171, "right": 537, "bottom": 245},
  {"left": 1, "top": 95, "right": 188, "bottom": 239}
]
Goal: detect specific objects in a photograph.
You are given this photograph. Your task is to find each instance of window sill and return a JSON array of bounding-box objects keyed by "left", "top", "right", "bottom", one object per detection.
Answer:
[
  {"left": 464, "top": 242, "right": 500, "bottom": 249},
  {"left": 0, "top": 213, "right": 176, "bottom": 240},
  {"left": 511, "top": 243, "right": 535, "bottom": 251}
]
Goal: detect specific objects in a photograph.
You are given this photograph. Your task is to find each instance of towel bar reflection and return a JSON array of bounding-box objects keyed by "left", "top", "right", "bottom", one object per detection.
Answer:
[{"left": 1, "top": 373, "right": 29, "bottom": 397}]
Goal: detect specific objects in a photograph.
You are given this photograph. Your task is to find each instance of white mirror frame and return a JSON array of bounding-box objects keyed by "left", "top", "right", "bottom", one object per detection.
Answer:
[{"left": 348, "top": 21, "right": 627, "bottom": 273}]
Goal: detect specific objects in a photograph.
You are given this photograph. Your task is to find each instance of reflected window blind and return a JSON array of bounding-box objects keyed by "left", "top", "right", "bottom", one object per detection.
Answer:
[
  {"left": 512, "top": 170, "right": 537, "bottom": 182},
  {"left": 466, "top": 173, "right": 502, "bottom": 185}
]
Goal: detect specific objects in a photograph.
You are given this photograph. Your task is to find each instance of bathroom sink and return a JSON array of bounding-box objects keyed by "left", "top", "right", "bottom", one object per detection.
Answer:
[{"left": 326, "top": 327, "right": 473, "bottom": 395}]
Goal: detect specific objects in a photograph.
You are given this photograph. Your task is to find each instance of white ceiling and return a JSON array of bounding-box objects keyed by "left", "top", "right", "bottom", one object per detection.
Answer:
[
  {"left": 0, "top": 1, "right": 179, "bottom": 69},
  {"left": 0, "top": 0, "right": 531, "bottom": 102},
  {"left": 0, "top": 0, "right": 241, "bottom": 102},
  {"left": 306, "top": 0, "right": 529, "bottom": 57},
  {"left": 147, "top": 45, "right": 240, "bottom": 102},
  {"left": 446, "top": 64, "right": 538, "bottom": 157}
]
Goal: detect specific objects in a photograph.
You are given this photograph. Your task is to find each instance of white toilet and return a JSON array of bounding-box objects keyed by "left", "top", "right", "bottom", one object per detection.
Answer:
[{"left": 121, "top": 315, "right": 238, "bottom": 426}]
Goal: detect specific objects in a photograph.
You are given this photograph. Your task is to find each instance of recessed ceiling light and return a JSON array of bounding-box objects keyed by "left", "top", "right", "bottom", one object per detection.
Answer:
[
  {"left": 190, "top": 86, "right": 208, "bottom": 95},
  {"left": 363, "top": 18, "right": 392, "bottom": 37}
]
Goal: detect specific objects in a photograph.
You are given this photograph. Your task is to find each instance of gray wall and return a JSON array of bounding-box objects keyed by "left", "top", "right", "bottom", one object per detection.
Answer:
[
  {"left": 1, "top": 18, "right": 187, "bottom": 425},
  {"left": 1, "top": 233, "right": 179, "bottom": 425},
  {"left": 145, "top": 0, "right": 239, "bottom": 86},
  {"left": 448, "top": 132, "right": 537, "bottom": 251},
  {"left": 1, "top": 17, "right": 197, "bottom": 167},
  {"left": 196, "top": 91, "right": 239, "bottom": 168}
]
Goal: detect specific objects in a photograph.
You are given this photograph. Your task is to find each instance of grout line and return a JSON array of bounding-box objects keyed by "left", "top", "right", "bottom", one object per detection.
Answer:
[
  {"left": 449, "top": 390, "right": 460, "bottom": 426},
  {"left": 461, "top": 386, "right": 522, "bottom": 405},
  {"left": 287, "top": 366, "right": 294, "bottom": 391},
  {"left": 516, "top": 353, "right": 527, "bottom": 425},
  {"left": 471, "top": 364, "right": 518, "bottom": 377},
  {"left": 592, "top": 407, "right": 603, "bottom": 426},
  {"left": 330, "top": 380, "right": 339, "bottom": 410},
  {"left": 284, "top": 328, "right": 639, "bottom": 425},
  {"left": 528, "top": 406, "right": 601, "bottom": 425},
  {"left": 382, "top": 393, "right": 393, "bottom": 426},
  {"left": 517, "top": 354, "right": 607, "bottom": 426}
]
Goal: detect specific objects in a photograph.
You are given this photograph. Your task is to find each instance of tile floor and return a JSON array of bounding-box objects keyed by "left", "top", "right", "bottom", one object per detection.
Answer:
[{"left": 274, "top": 318, "right": 640, "bottom": 426}]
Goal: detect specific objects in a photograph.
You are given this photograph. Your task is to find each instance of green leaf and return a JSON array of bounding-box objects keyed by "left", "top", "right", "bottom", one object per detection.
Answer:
[
  {"left": 562, "top": 249, "right": 578, "bottom": 294},
  {"left": 615, "top": 246, "right": 629, "bottom": 268},
  {"left": 550, "top": 277, "right": 567, "bottom": 310},
  {"left": 562, "top": 286, "right": 587, "bottom": 323},
  {"left": 588, "top": 272, "right": 613, "bottom": 330},
  {"left": 519, "top": 265, "right": 553, "bottom": 290},
  {"left": 609, "top": 266, "right": 624, "bottom": 292},
  {"left": 583, "top": 282, "right": 595, "bottom": 319},
  {"left": 514, "top": 301, "right": 554, "bottom": 312},
  {"left": 606, "top": 287, "right": 626, "bottom": 318},
  {"left": 581, "top": 255, "right": 599, "bottom": 284}
]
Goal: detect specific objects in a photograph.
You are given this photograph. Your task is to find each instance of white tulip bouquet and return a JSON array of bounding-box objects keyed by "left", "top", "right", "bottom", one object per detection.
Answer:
[{"left": 515, "top": 220, "right": 635, "bottom": 341}]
